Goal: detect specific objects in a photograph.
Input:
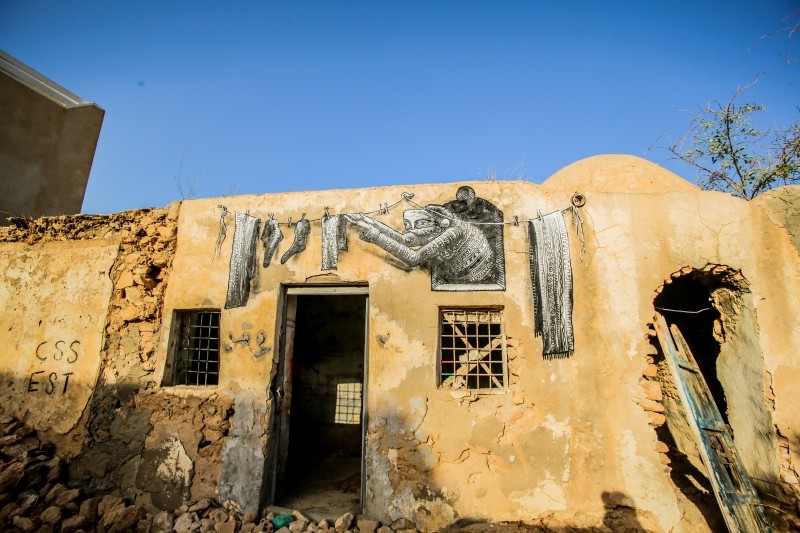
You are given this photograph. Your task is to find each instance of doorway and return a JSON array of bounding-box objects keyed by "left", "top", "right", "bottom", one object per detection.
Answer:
[
  {"left": 273, "top": 287, "right": 368, "bottom": 518},
  {"left": 651, "top": 267, "right": 773, "bottom": 531}
]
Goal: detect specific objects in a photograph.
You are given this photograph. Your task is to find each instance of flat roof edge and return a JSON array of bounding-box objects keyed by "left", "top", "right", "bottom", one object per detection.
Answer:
[{"left": 0, "top": 50, "right": 94, "bottom": 109}]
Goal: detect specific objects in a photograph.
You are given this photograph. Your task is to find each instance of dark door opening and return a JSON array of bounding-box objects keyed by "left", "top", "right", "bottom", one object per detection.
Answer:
[
  {"left": 275, "top": 291, "right": 367, "bottom": 518},
  {"left": 655, "top": 275, "right": 728, "bottom": 422}
]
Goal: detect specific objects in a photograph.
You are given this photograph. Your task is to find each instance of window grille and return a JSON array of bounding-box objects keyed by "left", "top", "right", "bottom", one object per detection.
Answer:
[
  {"left": 334, "top": 382, "right": 362, "bottom": 424},
  {"left": 440, "top": 309, "right": 506, "bottom": 390},
  {"left": 173, "top": 311, "right": 221, "bottom": 386}
]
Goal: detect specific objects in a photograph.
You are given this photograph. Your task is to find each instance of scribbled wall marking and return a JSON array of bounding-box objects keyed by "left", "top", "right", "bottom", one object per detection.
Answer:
[{"left": 0, "top": 241, "right": 118, "bottom": 433}]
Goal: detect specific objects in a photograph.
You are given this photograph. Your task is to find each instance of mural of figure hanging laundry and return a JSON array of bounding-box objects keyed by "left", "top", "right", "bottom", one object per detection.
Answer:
[{"left": 345, "top": 186, "right": 505, "bottom": 291}]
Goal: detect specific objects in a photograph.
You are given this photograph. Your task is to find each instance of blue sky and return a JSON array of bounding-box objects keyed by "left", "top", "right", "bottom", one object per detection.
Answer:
[{"left": 1, "top": 1, "right": 798, "bottom": 214}]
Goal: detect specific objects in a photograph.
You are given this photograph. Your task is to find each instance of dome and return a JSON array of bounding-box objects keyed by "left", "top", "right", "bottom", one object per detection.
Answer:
[{"left": 541, "top": 154, "right": 698, "bottom": 194}]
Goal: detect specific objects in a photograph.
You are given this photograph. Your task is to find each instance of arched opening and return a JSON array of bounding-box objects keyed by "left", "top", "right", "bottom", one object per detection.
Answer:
[
  {"left": 648, "top": 265, "right": 781, "bottom": 529},
  {"left": 654, "top": 274, "right": 727, "bottom": 423}
]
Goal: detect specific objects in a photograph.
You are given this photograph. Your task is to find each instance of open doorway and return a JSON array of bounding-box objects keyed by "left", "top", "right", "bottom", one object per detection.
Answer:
[
  {"left": 273, "top": 288, "right": 368, "bottom": 518},
  {"left": 651, "top": 266, "right": 775, "bottom": 531},
  {"left": 654, "top": 274, "right": 727, "bottom": 421},
  {"left": 652, "top": 274, "right": 726, "bottom": 529}
]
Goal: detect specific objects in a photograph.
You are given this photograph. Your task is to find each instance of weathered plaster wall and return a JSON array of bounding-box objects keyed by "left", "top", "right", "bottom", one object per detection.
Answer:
[
  {"left": 149, "top": 161, "right": 800, "bottom": 530},
  {"left": 0, "top": 240, "right": 118, "bottom": 432},
  {"left": 751, "top": 186, "right": 800, "bottom": 513},
  {"left": 714, "top": 288, "right": 780, "bottom": 489}
]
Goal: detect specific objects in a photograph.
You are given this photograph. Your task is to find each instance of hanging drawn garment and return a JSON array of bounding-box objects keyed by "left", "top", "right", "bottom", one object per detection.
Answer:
[
  {"left": 528, "top": 212, "right": 574, "bottom": 358},
  {"left": 225, "top": 212, "right": 261, "bottom": 309},
  {"left": 261, "top": 218, "right": 284, "bottom": 267},
  {"left": 280, "top": 217, "right": 311, "bottom": 264},
  {"left": 214, "top": 206, "right": 229, "bottom": 259},
  {"left": 321, "top": 214, "right": 349, "bottom": 270}
]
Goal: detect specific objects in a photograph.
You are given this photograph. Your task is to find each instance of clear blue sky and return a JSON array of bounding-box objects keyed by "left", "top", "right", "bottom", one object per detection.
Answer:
[{"left": 1, "top": 1, "right": 798, "bottom": 214}]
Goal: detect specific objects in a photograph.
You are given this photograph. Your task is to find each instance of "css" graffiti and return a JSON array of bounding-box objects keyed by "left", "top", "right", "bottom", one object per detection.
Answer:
[{"left": 35, "top": 340, "right": 81, "bottom": 363}]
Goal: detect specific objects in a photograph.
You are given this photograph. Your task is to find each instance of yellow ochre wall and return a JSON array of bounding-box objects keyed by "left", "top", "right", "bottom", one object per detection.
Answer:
[
  {"left": 157, "top": 155, "right": 800, "bottom": 531},
  {"left": 1, "top": 155, "right": 798, "bottom": 531}
]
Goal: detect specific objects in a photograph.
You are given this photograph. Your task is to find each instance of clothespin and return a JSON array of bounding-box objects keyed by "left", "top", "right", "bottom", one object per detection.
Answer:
[
  {"left": 218, "top": 205, "right": 228, "bottom": 216},
  {"left": 287, "top": 216, "right": 293, "bottom": 228},
  {"left": 513, "top": 216, "right": 519, "bottom": 227},
  {"left": 324, "top": 206, "right": 330, "bottom": 218},
  {"left": 536, "top": 210, "right": 543, "bottom": 221},
  {"left": 268, "top": 212, "right": 275, "bottom": 221},
  {"left": 300, "top": 213, "right": 306, "bottom": 221},
  {"left": 380, "top": 203, "right": 388, "bottom": 215}
]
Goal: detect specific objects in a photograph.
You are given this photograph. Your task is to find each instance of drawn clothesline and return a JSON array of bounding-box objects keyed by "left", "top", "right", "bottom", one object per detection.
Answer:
[
  {"left": 214, "top": 191, "right": 587, "bottom": 263},
  {"left": 215, "top": 191, "right": 586, "bottom": 228}
]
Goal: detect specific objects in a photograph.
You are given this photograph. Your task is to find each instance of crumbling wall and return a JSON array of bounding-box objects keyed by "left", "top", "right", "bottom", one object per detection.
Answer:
[
  {"left": 712, "top": 288, "right": 780, "bottom": 484},
  {"left": 0, "top": 205, "right": 234, "bottom": 512}
]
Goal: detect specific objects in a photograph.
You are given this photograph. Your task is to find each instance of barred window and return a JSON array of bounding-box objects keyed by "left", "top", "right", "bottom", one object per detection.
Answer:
[
  {"left": 440, "top": 308, "right": 506, "bottom": 390},
  {"left": 334, "top": 382, "right": 362, "bottom": 424},
  {"left": 172, "top": 310, "right": 220, "bottom": 386}
]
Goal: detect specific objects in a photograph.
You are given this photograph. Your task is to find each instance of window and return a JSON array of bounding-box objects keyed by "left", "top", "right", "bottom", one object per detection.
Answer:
[
  {"left": 439, "top": 308, "right": 506, "bottom": 390},
  {"left": 334, "top": 382, "right": 362, "bottom": 424},
  {"left": 171, "top": 310, "right": 221, "bottom": 386}
]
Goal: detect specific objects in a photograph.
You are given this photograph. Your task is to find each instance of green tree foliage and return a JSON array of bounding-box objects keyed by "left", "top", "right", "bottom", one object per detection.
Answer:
[{"left": 666, "top": 85, "right": 799, "bottom": 200}]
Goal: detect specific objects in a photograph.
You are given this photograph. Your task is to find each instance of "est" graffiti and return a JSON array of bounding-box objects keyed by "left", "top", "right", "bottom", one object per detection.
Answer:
[{"left": 27, "top": 371, "right": 74, "bottom": 395}]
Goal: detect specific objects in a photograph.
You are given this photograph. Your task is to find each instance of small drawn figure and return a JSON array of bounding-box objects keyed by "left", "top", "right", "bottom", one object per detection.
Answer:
[{"left": 345, "top": 205, "right": 496, "bottom": 288}]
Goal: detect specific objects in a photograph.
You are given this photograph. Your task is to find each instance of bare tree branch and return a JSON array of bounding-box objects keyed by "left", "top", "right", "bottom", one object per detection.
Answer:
[
  {"left": 656, "top": 81, "right": 799, "bottom": 200},
  {"left": 174, "top": 147, "right": 200, "bottom": 200}
]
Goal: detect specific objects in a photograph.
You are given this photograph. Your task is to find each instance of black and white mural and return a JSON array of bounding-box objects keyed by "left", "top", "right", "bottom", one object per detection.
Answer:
[
  {"left": 225, "top": 212, "right": 261, "bottom": 309},
  {"left": 261, "top": 216, "right": 283, "bottom": 267},
  {"left": 528, "top": 211, "right": 574, "bottom": 358},
  {"left": 345, "top": 186, "right": 505, "bottom": 291}
]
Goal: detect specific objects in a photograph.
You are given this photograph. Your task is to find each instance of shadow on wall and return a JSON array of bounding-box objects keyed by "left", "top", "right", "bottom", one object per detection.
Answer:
[
  {"left": 598, "top": 492, "right": 647, "bottom": 533},
  {"left": 442, "top": 492, "right": 650, "bottom": 532},
  {"left": 66, "top": 379, "right": 152, "bottom": 496},
  {"left": 0, "top": 367, "right": 235, "bottom": 512},
  {"left": 367, "top": 401, "right": 653, "bottom": 532},
  {"left": 0, "top": 372, "right": 142, "bottom": 496}
]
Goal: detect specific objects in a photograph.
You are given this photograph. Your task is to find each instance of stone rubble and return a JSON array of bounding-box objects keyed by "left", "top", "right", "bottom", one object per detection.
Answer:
[{"left": 4, "top": 412, "right": 548, "bottom": 533}]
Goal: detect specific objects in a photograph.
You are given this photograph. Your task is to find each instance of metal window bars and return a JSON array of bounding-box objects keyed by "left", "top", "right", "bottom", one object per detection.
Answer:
[
  {"left": 440, "top": 309, "right": 506, "bottom": 390},
  {"left": 175, "top": 311, "right": 221, "bottom": 386},
  {"left": 334, "top": 382, "right": 362, "bottom": 424}
]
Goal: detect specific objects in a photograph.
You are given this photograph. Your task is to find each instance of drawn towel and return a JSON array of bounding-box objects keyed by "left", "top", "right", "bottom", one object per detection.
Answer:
[
  {"left": 528, "top": 212, "right": 574, "bottom": 358},
  {"left": 225, "top": 212, "right": 261, "bottom": 309},
  {"left": 321, "top": 214, "right": 348, "bottom": 270}
]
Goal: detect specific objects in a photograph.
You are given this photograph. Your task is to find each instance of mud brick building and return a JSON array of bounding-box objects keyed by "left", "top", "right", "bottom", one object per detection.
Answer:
[{"left": 1, "top": 155, "right": 799, "bottom": 532}]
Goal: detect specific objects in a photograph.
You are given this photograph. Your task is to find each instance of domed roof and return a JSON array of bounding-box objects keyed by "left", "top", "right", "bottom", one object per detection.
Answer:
[{"left": 541, "top": 154, "right": 698, "bottom": 193}]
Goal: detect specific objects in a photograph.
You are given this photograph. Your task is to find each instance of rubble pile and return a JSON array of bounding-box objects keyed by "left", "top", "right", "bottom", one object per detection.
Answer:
[{"left": 0, "top": 414, "right": 423, "bottom": 533}]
